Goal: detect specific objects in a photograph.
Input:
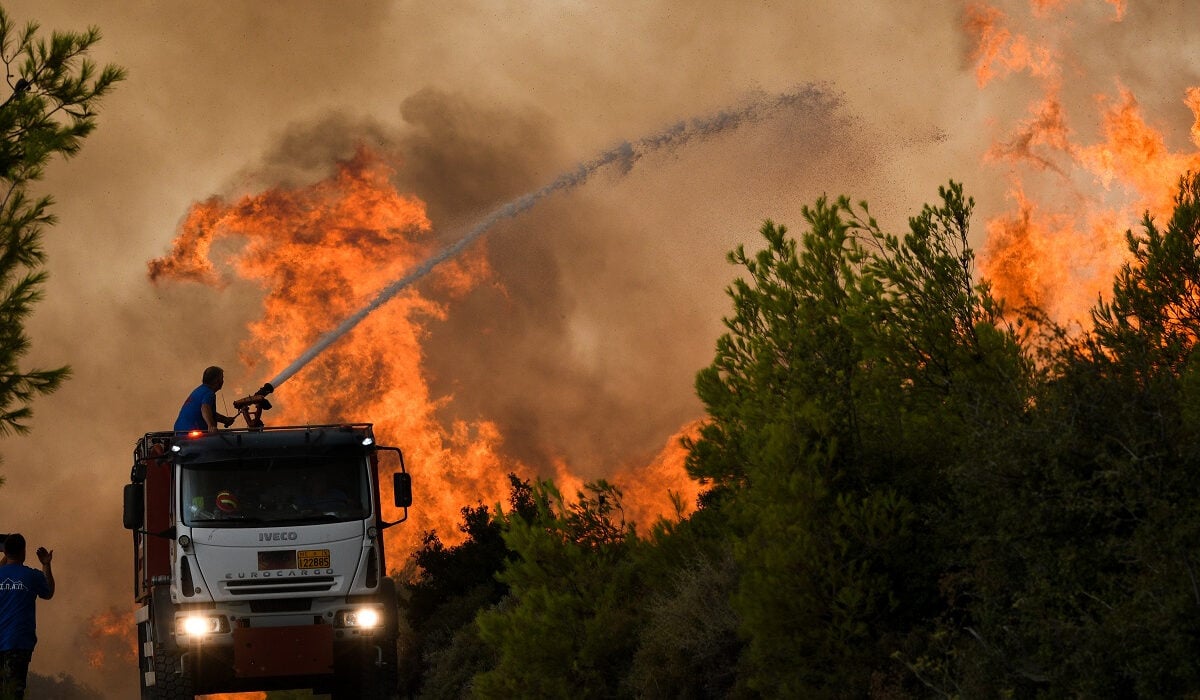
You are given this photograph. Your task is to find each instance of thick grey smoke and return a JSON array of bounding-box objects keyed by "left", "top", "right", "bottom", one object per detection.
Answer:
[{"left": 267, "top": 86, "right": 839, "bottom": 391}]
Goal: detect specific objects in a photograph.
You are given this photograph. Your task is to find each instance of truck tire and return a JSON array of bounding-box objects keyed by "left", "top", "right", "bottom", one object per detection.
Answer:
[
  {"left": 141, "top": 587, "right": 193, "bottom": 699},
  {"left": 149, "top": 650, "right": 195, "bottom": 700}
]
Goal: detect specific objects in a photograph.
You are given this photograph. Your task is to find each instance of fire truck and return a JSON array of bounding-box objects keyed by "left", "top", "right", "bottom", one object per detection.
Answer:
[{"left": 122, "top": 423, "right": 411, "bottom": 699}]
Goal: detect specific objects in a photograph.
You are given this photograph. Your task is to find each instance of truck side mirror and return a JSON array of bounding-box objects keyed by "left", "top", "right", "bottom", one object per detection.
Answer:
[
  {"left": 393, "top": 472, "right": 412, "bottom": 509},
  {"left": 123, "top": 484, "right": 144, "bottom": 530}
]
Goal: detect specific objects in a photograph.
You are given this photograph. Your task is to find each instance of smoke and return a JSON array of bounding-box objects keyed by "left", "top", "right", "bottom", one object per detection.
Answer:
[
  {"left": 413, "top": 89, "right": 865, "bottom": 476},
  {"left": 265, "top": 86, "right": 840, "bottom": 392}
]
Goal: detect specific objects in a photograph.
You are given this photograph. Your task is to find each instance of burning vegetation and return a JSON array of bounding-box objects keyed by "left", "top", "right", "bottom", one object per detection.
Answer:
[{"left": 967, "top": 0, "right": 1200, "bottom": 325}]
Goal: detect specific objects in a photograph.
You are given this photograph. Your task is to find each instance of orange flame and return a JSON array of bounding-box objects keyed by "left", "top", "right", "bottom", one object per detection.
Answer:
[
  {"left": 85, "top": 607, "right": 136, "bottom": 670},
  {"left": 985, "top": 92, "right": 1072, "bottom": 172},
  {"left": 1076, "top": 87, "right": 1200, "bottom": 206},
  {"left": 149, "top": 145, "right": 698, "bottom": 567},
  {"left": 981, "top": 182, "right": 1125, "bottom": 324},
  {"left": 547, "top": 422, "right": 702, "bottom": 530},
  {"left": 964, "top": 3, "right": 1057, "bottom": 87},
  {"left": 970, "top": 3, "right": 1200, "bottom": 325},
  {"left": 1187, "top": 87, "right": 1200, "bottom": 148},
  {"left": 613, "top": 422, "right": 703, "bottom": 529}
]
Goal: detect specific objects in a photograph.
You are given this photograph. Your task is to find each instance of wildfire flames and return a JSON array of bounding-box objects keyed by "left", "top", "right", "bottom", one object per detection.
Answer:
[
  {"left": 968, "top": 1, "right": 1200, "bottom": 324},
  {"left": 85, "top": 607, "right": 137, "bottom": 670},
  {"left": 146, "top": 146, "right": 699, "bottom": 568}
]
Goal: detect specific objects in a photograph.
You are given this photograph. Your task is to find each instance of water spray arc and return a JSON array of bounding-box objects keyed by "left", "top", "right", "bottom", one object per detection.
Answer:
[{"left": 266, "top": 86, "right": 831, "bottom": 392}]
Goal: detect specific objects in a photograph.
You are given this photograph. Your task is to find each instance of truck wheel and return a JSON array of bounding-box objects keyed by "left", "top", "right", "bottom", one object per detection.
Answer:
[{"left": 148, "top": 650, "right": 195, "bottom": 700}]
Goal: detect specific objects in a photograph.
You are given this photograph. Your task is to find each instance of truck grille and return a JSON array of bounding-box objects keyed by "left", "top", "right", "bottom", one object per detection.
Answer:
[{"left": 223, "top": 576, "right": 336, "bottom": 595}]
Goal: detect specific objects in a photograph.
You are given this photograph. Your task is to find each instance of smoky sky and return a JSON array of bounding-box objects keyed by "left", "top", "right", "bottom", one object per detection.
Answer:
[
  {"left": 237, "top": 85, "right": 860, "bottom": 476},
  {"left": 0, "top": 1, "right": 1195, "bottom": 696}
]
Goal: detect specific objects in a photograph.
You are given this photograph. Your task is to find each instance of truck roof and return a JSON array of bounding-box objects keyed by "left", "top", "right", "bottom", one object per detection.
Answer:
[{"left": 140, "top": 423, "right": 377, "bottom": 464}]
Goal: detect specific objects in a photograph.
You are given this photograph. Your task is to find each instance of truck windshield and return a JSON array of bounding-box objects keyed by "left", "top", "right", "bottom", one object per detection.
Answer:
[{"left": 180, "top": 454, "right": 371, "bottom": 527}]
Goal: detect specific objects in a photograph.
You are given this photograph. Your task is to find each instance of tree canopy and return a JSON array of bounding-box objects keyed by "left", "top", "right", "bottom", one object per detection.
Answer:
[
  {"left": 387, "top": 172, "right": 1200, "bottom": 697},
  {"left": 0, "top": 6, "right": 123, "bottom": 435}
]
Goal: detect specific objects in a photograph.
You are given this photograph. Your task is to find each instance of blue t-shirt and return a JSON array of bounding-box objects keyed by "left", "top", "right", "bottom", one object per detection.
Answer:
[
  {"left": 0, "top": 563, "right": 50, "bottom": 651},
  {"left": 174, "top": 384, "right": 216, "bottom": 431}
]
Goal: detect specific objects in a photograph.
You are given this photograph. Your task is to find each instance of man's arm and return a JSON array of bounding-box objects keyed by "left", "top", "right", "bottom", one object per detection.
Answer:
[
  {"left": 36, "top": 547, "right": 53, "bottom": 599},
  {"left": 201, "top": 403, "right": 217, "bottom": 430},
  {"left": 202, "top": 402, "right": 235, "bottom": 429}
]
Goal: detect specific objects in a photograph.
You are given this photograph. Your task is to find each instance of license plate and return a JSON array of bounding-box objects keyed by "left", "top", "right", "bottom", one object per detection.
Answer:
[
  {"left": 258, "top": 550, "right": 297, "bottom": 571},
  {"left": 297, "top": 549, "right": 330, "bottom": 569}
]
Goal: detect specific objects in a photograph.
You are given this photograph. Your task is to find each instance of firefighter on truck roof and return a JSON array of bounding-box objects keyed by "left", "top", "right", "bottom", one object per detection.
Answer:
[{"left": 174, "top": 365, "right": 236, "bottom": 432}]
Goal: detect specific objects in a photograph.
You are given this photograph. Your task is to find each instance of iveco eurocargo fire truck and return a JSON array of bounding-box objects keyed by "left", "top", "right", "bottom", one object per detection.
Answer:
[{"left": 123, "top": 423, "right": 411, "bottom": 699}]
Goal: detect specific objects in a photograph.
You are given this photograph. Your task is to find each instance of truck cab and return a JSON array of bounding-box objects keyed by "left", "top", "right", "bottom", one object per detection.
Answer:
[{"left": 123, "top": 423, "right": 410, "bottom": 699}]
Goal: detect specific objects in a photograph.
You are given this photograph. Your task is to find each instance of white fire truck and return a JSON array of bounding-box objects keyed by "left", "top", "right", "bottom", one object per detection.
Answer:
[{"left": 122, "top": 423, "right": 411, "bottom": 699}]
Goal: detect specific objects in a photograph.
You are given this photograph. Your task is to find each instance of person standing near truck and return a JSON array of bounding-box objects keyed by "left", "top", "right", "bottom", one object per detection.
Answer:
[
  {"left": 0, "top": 534, "right": 54, "bottom": 699},
  {"left": 175, "top": 365, "right": 236, "bottom": 432}
]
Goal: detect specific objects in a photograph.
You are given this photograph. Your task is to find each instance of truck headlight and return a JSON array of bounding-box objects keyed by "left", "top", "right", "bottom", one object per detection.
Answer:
[
  {"left": 336, "top": 607, "right": 380, "bottom": 629},
  {"left": 176, "top": 614, "right": 229, "bottom": 637}
]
